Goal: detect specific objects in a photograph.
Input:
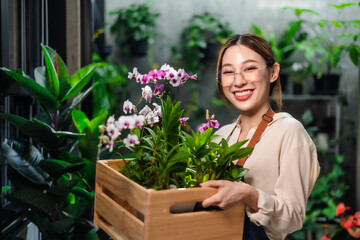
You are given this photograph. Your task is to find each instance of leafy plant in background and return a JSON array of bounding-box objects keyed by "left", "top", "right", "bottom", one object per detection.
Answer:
[
  {"left": 171, "top": 12, "right": 233, "bottom": 124},
  {"left": 251, "top": 20, "right": 308, "bottom": 93},
  {"left": 321, "top": 203, "right": 360, "bottom": 239},
  {"left": 284, "top": 3, "right": 360, "bottom": 78},
  {"left": 109, "top": 3, "right": 160, "bottom": 57},
  {"left": 92, "top": 53, "right": 129, "bottom": 117},
  {"left": 252, "top": 20, "right": 307, "bottom": 76},
  {"left": 172, "top": 12, "right": 233, "bottom": 74},
  {"left": 98, "top": 64, "right": 252, "bottom": 190},
  {"left": 0, "top": 45, "right": 109, "bottom": 239}
]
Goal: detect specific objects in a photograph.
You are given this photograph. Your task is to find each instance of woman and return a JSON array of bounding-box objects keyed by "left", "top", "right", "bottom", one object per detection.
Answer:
[{"left": 200, "top": 34, "right": 320, "bottom": 240}]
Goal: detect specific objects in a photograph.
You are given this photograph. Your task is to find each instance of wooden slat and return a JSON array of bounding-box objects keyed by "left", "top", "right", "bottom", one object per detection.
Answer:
[
  {"left": 95, "top": 191, "right": 144, "bottom": 240},
  {"left": 96, "top": 160, "right": 148, "bottom": 214},
  {"left": 94, "top": 217, "right": 126, "bottom": 240},
  {"left": 144, "top": 187, "right": 244, "bottom": 240}
]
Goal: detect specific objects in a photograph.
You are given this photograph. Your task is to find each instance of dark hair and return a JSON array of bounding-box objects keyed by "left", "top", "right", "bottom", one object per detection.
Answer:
[{"left": 216, "top": 33, "right": 282, "bottom": 111}]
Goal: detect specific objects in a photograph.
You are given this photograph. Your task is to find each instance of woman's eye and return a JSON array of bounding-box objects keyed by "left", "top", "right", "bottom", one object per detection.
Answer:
[
  {"left": 223, "top": 70, "right": 234, "bottom": 75},
  {"left": 244, "top": 66, "right": 258, "bottom": 72}
]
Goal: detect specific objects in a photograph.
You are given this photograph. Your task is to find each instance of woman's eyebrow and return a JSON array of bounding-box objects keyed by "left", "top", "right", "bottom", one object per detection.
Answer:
[{"left": 221, "top": 59, "right": 259, "bottom": 68}]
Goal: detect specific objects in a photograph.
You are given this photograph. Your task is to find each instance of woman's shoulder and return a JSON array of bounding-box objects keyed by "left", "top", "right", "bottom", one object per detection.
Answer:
[
  {"left": 271, "top": 112, "right": 304, "bottom": 130},
  {"left": 214, "top": 121, "right": 237, "bottom": 136},
  {"left": 270, "top": 112, "right": 313, "bottom": 144}
]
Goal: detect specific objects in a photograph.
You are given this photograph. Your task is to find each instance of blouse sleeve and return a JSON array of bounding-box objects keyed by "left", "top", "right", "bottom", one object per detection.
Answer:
[{"left": 246, "top": 121, "right": 320, "bottom": 234}]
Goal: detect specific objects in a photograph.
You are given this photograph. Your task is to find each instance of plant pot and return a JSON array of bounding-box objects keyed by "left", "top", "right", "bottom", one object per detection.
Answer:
[
  {"left": 128, "top": 38, "right": 148, "bottom": 57},
  {"left": 94, "top": 159, "right": 245, "bottom": 240},
  {"left": 313, "top": 74, "right": 340, "bottom": 95},
  {"left": 200, "top": 41, "right": 218, "bottom": 61},
  {"left": 292, "top": 83, "right": 303, "bottom": 95},
  {"left": 279, "top": 73, "right": 289, "bottom": 93}
]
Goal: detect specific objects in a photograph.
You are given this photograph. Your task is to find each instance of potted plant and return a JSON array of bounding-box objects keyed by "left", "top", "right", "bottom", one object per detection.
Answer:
[
  {"left": 251, "top": 20, "right": 307, "bottom": 93},
  {"left": 94, "top": 64, "right": 253, "bottom": 239},
  {"left": 289, "top": 62, "right": 312, "bottom": 94},
  {"left": 109, "top": 3, "right": 159, "bottom": 57},
  {"left": 172, "top": 12, "right": 233, "bottom": 74},
  {"left": 0, "top": 45, "right": 109, "bottom": 239},
  {"left": 284, "top": 3, "right": 360, "bottom": 94}
]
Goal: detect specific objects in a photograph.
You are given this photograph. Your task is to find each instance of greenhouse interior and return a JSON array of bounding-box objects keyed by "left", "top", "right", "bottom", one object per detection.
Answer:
[{"left": 0, "top": 0, "right": 359, "bottom": 239}]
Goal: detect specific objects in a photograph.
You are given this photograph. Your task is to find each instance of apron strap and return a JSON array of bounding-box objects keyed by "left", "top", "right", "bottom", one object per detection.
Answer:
[{"left": 236, "top": 107, "right": 274, "bottom": 166}]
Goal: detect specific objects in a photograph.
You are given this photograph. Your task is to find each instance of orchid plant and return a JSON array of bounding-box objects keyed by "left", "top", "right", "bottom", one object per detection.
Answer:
[{"left": 99, "top": 64, "right": 252, "bottom": 190}]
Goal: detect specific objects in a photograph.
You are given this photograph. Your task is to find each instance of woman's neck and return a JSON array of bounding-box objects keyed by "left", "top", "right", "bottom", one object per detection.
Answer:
[{"left": 239, "top": 105, "right": 271, "bottom": 132}]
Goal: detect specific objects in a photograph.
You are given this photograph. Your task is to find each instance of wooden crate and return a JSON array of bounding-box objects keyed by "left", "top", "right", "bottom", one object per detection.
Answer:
[{"left": 94, "top": 159, "right": 245, "bottom": 240}]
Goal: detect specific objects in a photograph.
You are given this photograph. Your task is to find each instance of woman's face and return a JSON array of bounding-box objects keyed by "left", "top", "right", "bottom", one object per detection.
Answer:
[{"left": 220, "top": 45, "right": 278, "bottom": 115}]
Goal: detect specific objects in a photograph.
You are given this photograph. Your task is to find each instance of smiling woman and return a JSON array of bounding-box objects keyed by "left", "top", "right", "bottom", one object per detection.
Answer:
[{"left": 201, "top": 33, "right": 321, "bottom": 240}]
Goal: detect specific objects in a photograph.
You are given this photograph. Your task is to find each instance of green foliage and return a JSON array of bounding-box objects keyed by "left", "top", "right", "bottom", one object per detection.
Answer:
[
  {"left": 252, "top": 20, "right": 307, "bottom": 74},
  {"left": 171, "top": 12, "right": 233, "bottom": 125},
  {"left": 109, "top": 3, "right": 159, "bottom": 56},
  {"left": 172, "top": 12, "right": 233, "bottom": 74},
  {"left": 116, "top": 97, "right": 252, "bottom": 190},
  {"left": 1, "top": 186, "right": 11, "bottom": 194},
  {"left": 284, "top": 3, "right": 360, "bottom": 77},
  {"left": 0, "top": 45, "right": 109, "bottom": 239},
  {"left": 91, "top": 53, "right": 129, "bottom": 116}
]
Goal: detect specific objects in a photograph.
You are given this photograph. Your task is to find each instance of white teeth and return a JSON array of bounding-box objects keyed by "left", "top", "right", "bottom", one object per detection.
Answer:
[{"left": 235, "top": 90, "right": 252, "bottom": 96}]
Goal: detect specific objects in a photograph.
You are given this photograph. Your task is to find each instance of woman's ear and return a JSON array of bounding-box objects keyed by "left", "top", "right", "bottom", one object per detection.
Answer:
[{"left": 270, "top": 63, "right": 280, "bottom": 83}]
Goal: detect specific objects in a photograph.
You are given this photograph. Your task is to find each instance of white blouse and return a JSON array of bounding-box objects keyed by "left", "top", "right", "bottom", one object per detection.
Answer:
[{"left": 214, "top": 112, "right": 320, "bottom": 240}]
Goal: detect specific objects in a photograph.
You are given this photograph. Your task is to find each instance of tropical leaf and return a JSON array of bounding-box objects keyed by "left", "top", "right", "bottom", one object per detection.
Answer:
[
  {"left": 0, "top": 114, "right": 59, "bottom": 152},
  {"left": 6, "top": 188, "right": 56, "bottom": 214},
  {"left": 47, "top": 178, "right": 80, "bottom": 203},
  {"left": 1, "top": 186, "right": 11, "bottom": 194},
  {"left": 0, "top": 68, "right": 59, "bottom": 113},
  {"left": 62, "top": 63, "right": 99, "bottom": 101},
  {"left": 41, "top": 44, "right": 70, "bottom": 100},
  {"left": 41, "top": 44, "right": 60, "bottom": 98},
  {"left": 39, "top": 159, "right": 86, "bottom": 181},
  {"left": 58, "top": 83, "right": 99, "bottom": 129},
  {"left": 74, "top": 109, "right": 108, "bottom": 161},
  {"left": 0, "top": 139, "right": 49, "bottom": 185}
]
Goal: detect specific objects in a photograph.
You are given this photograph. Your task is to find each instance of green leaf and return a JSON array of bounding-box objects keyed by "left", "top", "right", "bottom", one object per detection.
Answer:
[
  {"left": 62, "top": 63, "right": 99, "bottom": 101},
  {"left": 1, "top": 186, "right": 11, "bottom": 194},
  {"left": 85, "top": 230, "right": 100, "bottom": 240},
  {"left": 34, "top": 66, "right": 49, "bottom": 89},
  {"left": 329, "top": 3, "right": 357, "bottom": 9},
  {"left": 1, "top": 139, "right": 49, "bottom": 185},
  {"left": 71, "top": 187, "right": 94, "bottom": 203},
  {"left": 41, "top": 44, "right": 60, "bottom": 98},
  {"left": 41, "top": 45, "right": 71, "bottom": 100},
  {"left": 58, "top": 83, "right": 99, "bottom": 128},
  {"left": 47, "top": 178, "right": 80, "bottom": 203},
  {"left": 77, "top": 109, "right": 108, "bottom": 161},
  {"left": 348, "top": 44, "right": 360, "bottom": 66},
  {"left": 0, "top": 68, "right": 59, "bottom": 113},
  {"left": 39, "top": 159, "right": 86, "bottom": 180},
  {"left": 0, "top": 114, "right": 59, "bottom": 152},
  {"left": 71, "top": 109, "right": 90, "bottom": 133},
  {"left": 331, "top": 20, "right": 342, "bottom": 28},
  {"left": 6, "top": 188, "right": 56, "bottom": 214},
  {"left": 47, "top": 218, "right": 76, "bottom": 235}
]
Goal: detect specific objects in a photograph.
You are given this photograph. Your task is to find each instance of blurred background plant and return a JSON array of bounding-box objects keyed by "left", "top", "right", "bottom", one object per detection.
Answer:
[
  {"left": 92, "top": 53, "right": 130, "bottom": 117},
  {"left": 251, "top": 20, "right": 308, "bottom": 93},
  {"left": 284, "top": 3, "right": 360, "bottom": 94},
  {"left": 109, "top": 3, "right": 160, "bottom": 57},
  {"left": 171, "top": 12, "right": 233, "bottom": 75}
]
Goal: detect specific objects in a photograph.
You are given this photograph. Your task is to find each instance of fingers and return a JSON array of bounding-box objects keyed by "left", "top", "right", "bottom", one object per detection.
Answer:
[
  {"left": 202, "top": 193, "right": 221, "bottom": 208},
  {"left": 200, "top": 180, "right": 228, "bottom": 208},
  {"left": 200, "top": 180, "right": 226, "bottom": 188}
]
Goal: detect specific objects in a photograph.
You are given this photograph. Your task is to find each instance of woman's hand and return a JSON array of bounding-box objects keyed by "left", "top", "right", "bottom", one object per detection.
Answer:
[{"left": 200, "top": 180, "right": 260, "bottom": 212}]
